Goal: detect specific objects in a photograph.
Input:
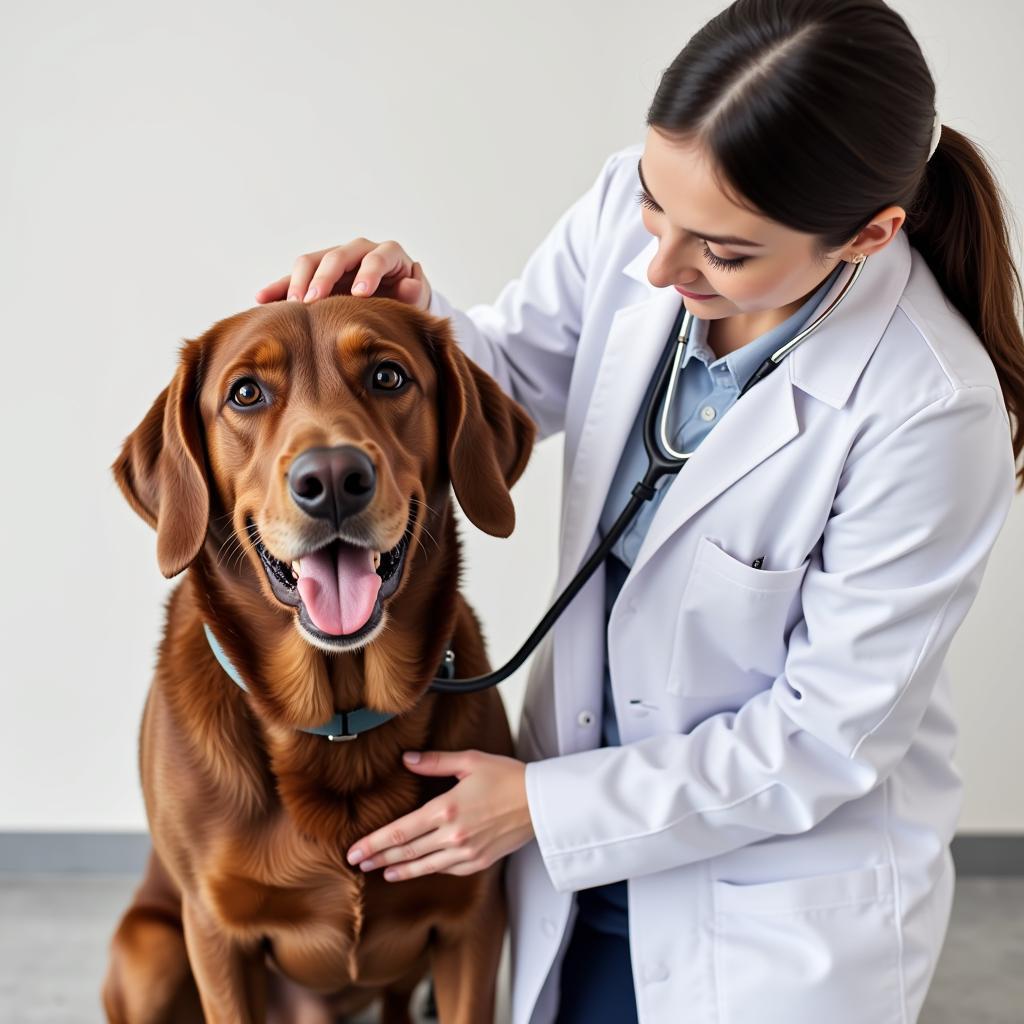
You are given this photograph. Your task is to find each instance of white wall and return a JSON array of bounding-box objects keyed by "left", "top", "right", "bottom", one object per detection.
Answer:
[{"left": 1, "top": 0, "right": 1021, "bottom": 831}]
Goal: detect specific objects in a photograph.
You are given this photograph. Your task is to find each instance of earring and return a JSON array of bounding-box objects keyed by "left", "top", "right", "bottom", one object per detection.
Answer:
[{"left": 850, "top": 253, "right": 866, "bottom": 265}]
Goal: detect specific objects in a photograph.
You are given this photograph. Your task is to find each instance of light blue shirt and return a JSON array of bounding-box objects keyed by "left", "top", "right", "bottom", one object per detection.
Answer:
[{"left": 574, "top": 264, "right": 843, "bottom": 936}]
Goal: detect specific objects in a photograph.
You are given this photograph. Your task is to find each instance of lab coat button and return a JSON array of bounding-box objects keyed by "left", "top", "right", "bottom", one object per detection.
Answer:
[
  {"left": 541, "top": 917, "right": 557, "bottom": 937},
  {"left": 642, "top": 962, "right": 670, "bottom": 983},
  {"left": 577, "top": 710, "right": 595, "bottom": 727},
  {"left": 700, "top": 405, "right": 716, "bottom": 421}
]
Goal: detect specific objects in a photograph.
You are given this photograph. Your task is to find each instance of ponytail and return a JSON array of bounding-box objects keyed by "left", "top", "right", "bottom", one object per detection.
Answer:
[{"left": 906, "top": 126, "right": 1024, "bottom": 490}]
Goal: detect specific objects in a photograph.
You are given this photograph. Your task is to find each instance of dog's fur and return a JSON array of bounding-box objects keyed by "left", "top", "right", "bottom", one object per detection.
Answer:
[{"left": 101, "top": 295, "right": 536, "bottom": 1023}]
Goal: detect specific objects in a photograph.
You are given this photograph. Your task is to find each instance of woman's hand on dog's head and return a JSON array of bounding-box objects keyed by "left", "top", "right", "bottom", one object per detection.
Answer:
[{"left": 255, "top": 238, "right": 433, "bottom": 311}]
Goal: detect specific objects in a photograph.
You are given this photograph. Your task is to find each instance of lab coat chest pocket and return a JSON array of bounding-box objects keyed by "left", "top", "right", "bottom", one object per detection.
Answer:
[
  {"left": 712, "top": 863, "right": 902, "bottom": 1024},
  {"left": 666, "top": 535, "right": 809, "bottom": 698}
]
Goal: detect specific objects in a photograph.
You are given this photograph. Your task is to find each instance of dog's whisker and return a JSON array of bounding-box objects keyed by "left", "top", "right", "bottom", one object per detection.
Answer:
[
  {"left": 216, "top": 524, "right": 262, "bottom": 573},
  {"left": 215, "top": 540, "right": 238, "bottom": 567},
  {"left": 409, "top": 497, "right": 443, "bottom": 556},
  {"left": 210, "top": 515, "right": 259, "bottom": 568},
  {"left": 415, "top": 524, "right": 440, "bottom": 557},
  {"left": 212, "top": 528, "right": 252, "bottom": 575},
  {"left": 216, "top": 531, "right": 240, "bottom": 559},
  {"left": 410, "top": 495, "right": 443, "bottom": 518},
  {"left": 230, "top": 538, "right": 253, "bottom": 574},
  {"left": 216, "top": 532, "right": 246, "bottom": 566},
  {"left": 409, "top": 520, "right": 439, "bottom": 557},
  {"left": 222, "top": 544, "right": 242, "bottom": 573}
]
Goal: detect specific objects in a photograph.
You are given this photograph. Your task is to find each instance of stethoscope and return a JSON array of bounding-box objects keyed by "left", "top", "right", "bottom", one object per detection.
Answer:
[{"left": 428, "top": 254, "right": 868, "bottom": 694}]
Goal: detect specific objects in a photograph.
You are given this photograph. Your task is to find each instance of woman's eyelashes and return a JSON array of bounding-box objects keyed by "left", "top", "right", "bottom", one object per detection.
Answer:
[
  {"left": 700, "top": 243, "right": 748, "bottom": 271},
  {"left": 635, "top": 189, "right": 750, "bottom": 271}
]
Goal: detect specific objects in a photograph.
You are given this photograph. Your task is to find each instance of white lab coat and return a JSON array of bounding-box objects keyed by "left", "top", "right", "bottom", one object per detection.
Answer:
[{"left": 427, "top": 142, "right": 1017, "bottom": 1024}]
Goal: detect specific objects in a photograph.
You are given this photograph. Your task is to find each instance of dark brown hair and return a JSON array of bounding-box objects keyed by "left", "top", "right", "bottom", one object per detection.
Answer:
[{"left": 647, "top": 0, "right": 1024, "bottom": 490}]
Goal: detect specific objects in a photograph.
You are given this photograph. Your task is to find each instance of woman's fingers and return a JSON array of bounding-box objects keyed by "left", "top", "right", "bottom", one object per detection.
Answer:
[
  {"left": 343, "top": 240, "right": 429, "bottom": 306},
  {"left": 358, "top": 823, "right": 477, "bottom": 880},
  {"left": 301, "top": 241, "right": 377, "bottom": 302},
  {"left": 393, "top": 261, "right": 432, "bottom": 311},
  {"left": 357, "top": 825, "right": 452, "bottom": 872},
  {"left": 346, "top": 240, "right": 410, "bottom": 297},
  {"left": 254, "top": 274, "right": 292, "bottom": 304},
  {"left": 256, "top": 239, "right": 431, "bottom": 310},
  {"left": 378, "top": 845, "right": 480, "bottom": 882},
  {"left": 347, "top": 798, "right": 452, "bottom": 867}
]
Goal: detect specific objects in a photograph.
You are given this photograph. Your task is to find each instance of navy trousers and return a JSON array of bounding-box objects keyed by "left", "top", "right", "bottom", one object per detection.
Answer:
[{"left": 554, "top": 906, "right": 639, "bottom": 1023}]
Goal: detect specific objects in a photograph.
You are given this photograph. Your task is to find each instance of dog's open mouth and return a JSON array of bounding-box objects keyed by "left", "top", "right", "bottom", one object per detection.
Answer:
[{"left": 248, "top": 502, "right": 416, "bottom": 644}]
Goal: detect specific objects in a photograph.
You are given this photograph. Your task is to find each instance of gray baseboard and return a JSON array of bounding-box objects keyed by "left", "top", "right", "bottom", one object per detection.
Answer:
[
  {"left": 0, "top": 833, "right": 152, "bottom": 875},
  {"left": 949, "top": 835, "right": 1024, "bottom": 877},
  {"left": 0, "top": 832, "right": 1021, "bottom": 876}
]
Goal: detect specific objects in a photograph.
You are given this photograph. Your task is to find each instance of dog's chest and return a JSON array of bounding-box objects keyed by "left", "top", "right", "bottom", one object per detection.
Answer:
[{"left": 202, "top": 827, "right": 477, "bottom": 994}]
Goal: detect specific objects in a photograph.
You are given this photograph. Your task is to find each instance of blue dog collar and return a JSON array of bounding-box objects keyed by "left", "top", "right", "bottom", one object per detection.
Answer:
[{"left": 203, "top": 621, "right": 455, "bottom": 742}]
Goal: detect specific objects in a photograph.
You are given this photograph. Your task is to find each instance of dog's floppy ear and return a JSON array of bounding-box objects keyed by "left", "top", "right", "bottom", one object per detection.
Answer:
[
  {"left": 421, "top": 312, "right": 536, "bottom": 537},
  {"left": 111, "top": 339, "right": 210, "bottom": 578}
]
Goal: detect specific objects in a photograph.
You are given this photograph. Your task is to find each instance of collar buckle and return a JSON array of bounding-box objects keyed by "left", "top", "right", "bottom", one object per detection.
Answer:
[
  {"left": 326, "top": 709, "right": 358, "bottom": 742},
  {"left": 439, "top": 648, "right": 456, "bottom": 680}
]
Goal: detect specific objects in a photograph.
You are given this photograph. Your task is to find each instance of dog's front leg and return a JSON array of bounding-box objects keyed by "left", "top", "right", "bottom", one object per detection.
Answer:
[
  {"left": 428, "top": 862, "right": 507, "bottom": 1024},
  {"left": 181, "top": 896, "right": 268, "bottom": 1023}
]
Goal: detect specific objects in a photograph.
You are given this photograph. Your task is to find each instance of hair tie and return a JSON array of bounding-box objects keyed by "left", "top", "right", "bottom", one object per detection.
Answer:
[{"left": 927, "top": 110, "right": 942, "bottom": 161}]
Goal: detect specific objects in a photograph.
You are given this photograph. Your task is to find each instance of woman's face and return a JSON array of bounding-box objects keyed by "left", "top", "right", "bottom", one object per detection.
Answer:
[{"left": 636, "top": 128, "right": 893, "bottom": 322}]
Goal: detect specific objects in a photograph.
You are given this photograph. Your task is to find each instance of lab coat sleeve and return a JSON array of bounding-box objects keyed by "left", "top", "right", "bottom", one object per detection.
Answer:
[
  {"left": 426, "top": 149, "right": 624, "bottom": 441},
  {"left": 523, "top": 384, "right": 1017, "bottom": 893}
]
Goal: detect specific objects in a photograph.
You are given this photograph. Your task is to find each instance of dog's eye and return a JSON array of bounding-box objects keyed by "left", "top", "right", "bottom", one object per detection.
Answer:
[
  {"left": 372, "top": 361, "right": 408, "bottom": 392},
  {"left": 229, "top": 378, "right": 264, "bottom": 408}
]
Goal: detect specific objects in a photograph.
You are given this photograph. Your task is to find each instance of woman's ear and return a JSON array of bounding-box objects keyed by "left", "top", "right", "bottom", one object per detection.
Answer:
[
  {"left": 421, "top": 313, "right": 536, "bottom": 537},
  {"left": 835, "top": 202, "right": 909, "bottom": 260},
  {"left": 111, "top": 339, "right": 210, "bottom": 578}
]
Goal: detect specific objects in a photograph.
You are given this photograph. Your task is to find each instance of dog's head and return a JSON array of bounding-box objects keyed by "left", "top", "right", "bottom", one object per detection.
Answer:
[{"left": 112, "top": 296, "right": 536, "bottom": 651}]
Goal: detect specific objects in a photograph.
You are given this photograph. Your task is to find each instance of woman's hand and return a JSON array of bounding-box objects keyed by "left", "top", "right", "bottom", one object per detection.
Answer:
[
  {"left": 346, "top": 750, "right": 535, "bottom": 881},
  {"left": 255, "top": 238, "right": 432, "bottom": 311}
]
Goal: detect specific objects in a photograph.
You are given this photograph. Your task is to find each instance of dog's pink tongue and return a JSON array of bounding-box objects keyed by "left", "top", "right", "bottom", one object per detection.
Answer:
[{"left": 296, "top": 542, "right": 382, "bottom": 636}]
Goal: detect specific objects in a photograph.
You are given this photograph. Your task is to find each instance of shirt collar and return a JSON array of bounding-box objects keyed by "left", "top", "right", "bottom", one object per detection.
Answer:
[{"left": 680, "top": 263, "right": 845, "bottom": 391}]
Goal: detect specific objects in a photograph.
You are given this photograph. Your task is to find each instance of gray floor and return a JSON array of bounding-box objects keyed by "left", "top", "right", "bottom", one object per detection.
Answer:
[{"left": 1, "top": 875, "right": 1021, "bottom": 1023}]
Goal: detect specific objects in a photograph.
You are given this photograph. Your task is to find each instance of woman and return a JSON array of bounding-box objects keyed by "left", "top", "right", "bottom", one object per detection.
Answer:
[{"left": 255, "top": 2, "right": 1024, "bottom": 1021}]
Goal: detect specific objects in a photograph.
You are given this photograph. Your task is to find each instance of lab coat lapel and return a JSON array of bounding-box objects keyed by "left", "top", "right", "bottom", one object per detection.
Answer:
[
  {"left": 556, "top": 236, "right": 680, "bottom": 591},
  {"left": 627, "top": 360, "right": 797, "bottom": 580},
  {"left": 559, "top": 229, "right": 913, "bottom": 593},
  {"left": 625, "top": 229, "right": 914, "bottom": 585}
]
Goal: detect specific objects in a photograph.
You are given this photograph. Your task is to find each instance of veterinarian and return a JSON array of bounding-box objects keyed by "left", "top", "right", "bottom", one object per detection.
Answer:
[{"left": 255, "top": 1, "right": 1024, "bottom": 1021}]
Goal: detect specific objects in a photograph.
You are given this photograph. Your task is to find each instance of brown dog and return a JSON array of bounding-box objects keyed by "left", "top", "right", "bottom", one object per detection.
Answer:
[{"left": 101, "top": 295, "right": 536, "bottom": 1023}]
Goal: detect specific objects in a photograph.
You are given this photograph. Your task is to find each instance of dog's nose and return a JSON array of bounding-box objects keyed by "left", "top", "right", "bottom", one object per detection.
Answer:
[{"left": 288, "top": 445, "right": 376, "bottom": 527}]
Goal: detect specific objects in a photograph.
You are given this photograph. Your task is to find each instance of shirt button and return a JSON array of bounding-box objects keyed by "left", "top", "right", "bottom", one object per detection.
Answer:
[
  {"left": 577, "top": 710, "right": 595, "bottom": 727},
  {"left": 541, "top": 917, "right": 558, "bottom": 937},
  {"left": 642, "top": 962, "right": 670, "bottom": 983},
  {"left": 700, "top": 405, "right": 717, "bottom": 421}
]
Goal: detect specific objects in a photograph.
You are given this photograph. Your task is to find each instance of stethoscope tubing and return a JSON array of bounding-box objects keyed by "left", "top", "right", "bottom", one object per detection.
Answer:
[{"left": 428, "top": 257, "right": 866, "bottom": 693}]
